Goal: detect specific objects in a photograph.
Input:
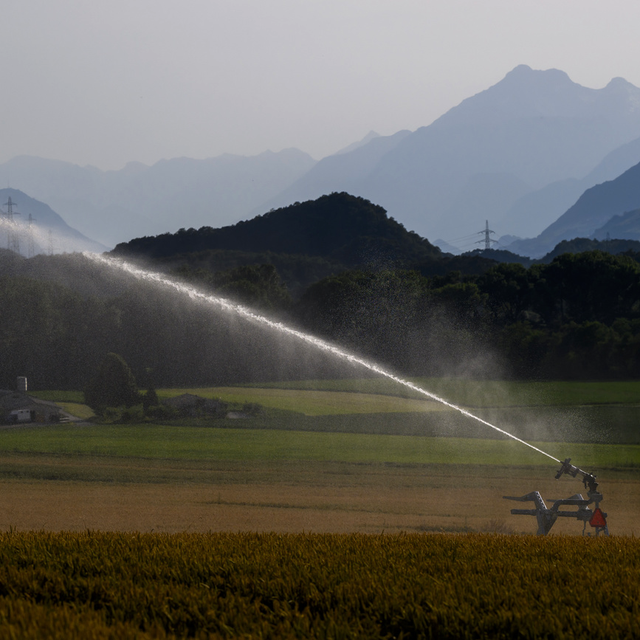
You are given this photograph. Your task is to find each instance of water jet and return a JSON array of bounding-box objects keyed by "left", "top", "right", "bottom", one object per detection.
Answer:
[{"left": 85, "top": 252, "right": 561, "bottom": 463}]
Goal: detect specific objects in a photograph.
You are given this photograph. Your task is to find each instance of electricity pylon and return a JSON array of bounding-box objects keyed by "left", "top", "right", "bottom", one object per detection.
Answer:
[
  {"left": 3, "top": 196, "right": 21, "bottom": 254},
  {"left": 476, "top": 220, "right": 497, "bottom": 251}
]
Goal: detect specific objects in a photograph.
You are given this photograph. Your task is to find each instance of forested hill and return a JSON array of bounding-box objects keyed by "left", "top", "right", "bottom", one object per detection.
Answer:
[{"left": 112, "top": 193, "right": 442, "bottom": 267}]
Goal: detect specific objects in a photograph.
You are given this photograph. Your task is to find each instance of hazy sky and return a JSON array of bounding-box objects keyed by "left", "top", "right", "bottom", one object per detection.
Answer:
[{"left": 3, "top": 0, "right": 640, "bottom": 170}]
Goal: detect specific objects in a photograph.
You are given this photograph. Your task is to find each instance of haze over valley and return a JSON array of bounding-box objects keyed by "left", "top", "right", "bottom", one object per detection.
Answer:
[{"left": 4, "top": 66, "right": 640, "bottom": 259}]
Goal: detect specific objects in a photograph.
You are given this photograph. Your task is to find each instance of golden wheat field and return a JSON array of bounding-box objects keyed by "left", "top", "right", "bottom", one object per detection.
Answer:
[{"left": 0, "top": 530, "right": 637, "bottom": 638}]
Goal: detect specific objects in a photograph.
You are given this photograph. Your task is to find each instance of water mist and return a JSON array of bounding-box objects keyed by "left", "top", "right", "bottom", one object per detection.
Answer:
[{"left": 85, "top": 252, "right": 561, "bottom": 464}]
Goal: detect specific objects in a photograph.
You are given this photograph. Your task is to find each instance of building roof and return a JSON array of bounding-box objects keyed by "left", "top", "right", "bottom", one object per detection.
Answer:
[{"left": 0, "top": 391, "right": 59, "bottom": 413}]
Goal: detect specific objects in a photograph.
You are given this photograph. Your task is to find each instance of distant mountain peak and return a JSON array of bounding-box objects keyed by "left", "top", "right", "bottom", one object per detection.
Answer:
[
  {"left": 605, "top": 76, "right": 634, "bottom": 89},
  {"left": 603, "top": 77, "right": 640, "bottom": 108},
  {"left": 508, "top": 63, "right": 533, "bottom": 74},
  {"left": 502, "top": 64, "right": 572, "bottom": 86},
  {"left": 431, "top": 64, "right": 640, "bottom": 132}
]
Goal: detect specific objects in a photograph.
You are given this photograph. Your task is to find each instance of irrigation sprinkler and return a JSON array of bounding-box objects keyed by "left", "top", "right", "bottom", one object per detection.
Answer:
[{"left": 503, "top": 458, "right": 609, "bottom": 536}]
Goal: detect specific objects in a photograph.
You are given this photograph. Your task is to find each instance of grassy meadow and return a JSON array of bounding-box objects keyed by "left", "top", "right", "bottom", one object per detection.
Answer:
[
  {"left": 22, "top": 377, "right": 640, "bottom": 469},
  {"left": 32, "top": 377, "right": 640, "bottom": 410},
  {"left": 239, "top": 377, "right": 640, "bottom": 407},
  {"left": 17, "top": 377, "right": 640, "bottom": 468},
  {"left": 2, "top": 423, "right": 640, "bottom": 470}
]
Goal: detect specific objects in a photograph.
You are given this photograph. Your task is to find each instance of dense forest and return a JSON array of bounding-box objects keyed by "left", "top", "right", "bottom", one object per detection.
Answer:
[
  {"left": 2, "top": 246, "right": 640, "bottom": 391},
  {"left": 3, "top": 193, "right": 640, "bottom": 390}
]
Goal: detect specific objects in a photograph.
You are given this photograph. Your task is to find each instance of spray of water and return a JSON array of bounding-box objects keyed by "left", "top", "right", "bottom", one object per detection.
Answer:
[
  {"left": 0, "top": 216, "right": 91, "bottom": 255},
  {"left": 85, "top": 252, "right": 561, "bottom": 464}
]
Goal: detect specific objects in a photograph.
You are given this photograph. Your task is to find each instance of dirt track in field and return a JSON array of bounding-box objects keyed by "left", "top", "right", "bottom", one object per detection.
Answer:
[{"left": 1, "top": 457, "right": 638, "bottom": 536}]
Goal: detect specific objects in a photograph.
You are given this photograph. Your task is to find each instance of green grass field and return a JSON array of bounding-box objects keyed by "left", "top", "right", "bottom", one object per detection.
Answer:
[
  {"left": 1, "top": 423, "right": 639, "bottom": 470},
  {"left": 21, "top": 378, "right": 640, "bottom": 466},
  {"left": 56, "top": 402, "right": 95, "bottom": 419},
  {"left": 241, "top": 377, "right": 640, "bottom": 407},
  {"left": 31, "top": 378, "right": 640, "bottom": 409},
  {"left": 159, "top": 386, "right": 447, "bottom": 415},
  {"left": 155, "top": 382, "right": 640, "bottom": 445}
]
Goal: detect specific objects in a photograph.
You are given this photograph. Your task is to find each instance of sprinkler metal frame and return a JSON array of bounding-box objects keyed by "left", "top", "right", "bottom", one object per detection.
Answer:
[{"left": 503, "top": 458, "right": 609, "bottom": 536}]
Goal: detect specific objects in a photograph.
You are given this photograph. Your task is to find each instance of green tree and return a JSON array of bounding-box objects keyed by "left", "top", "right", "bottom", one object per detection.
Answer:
[
  {"left": 478, "top": 263, "right": 531, "bottom": 323},
  {"left": 84, "top": 353, "right": 141, "bottom": 411},
  {"left": 532, "top": 252, "right": 640, "bottom": 326},
  {"left": 142, "top": 387, "right": 159, "bottom": 412},
  {"left": 213, "top": 264, "right": 292, "bottom": 311}
]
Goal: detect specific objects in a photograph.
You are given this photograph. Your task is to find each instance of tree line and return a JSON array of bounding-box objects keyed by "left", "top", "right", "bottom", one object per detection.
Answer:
[
  {"left": 293, "top": 251, "right": 640, "bottom": 380},
  {"left": 2, "top": 250, "right": 640, "bottom": 391}
]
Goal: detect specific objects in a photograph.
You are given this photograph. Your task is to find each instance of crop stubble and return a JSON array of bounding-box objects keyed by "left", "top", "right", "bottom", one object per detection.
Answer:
[{"left": 0, "top": 456, "right": 638, "bottom": 536}]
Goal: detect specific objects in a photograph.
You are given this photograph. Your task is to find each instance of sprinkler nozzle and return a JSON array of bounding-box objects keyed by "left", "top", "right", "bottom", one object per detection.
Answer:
[{"left": 555, "top": 458, "right": 599, "bottom": 492}]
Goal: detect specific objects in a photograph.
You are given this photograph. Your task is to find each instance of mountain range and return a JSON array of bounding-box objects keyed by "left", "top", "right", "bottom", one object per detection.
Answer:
[
  {"left": 507, "top": 160, "right": 640, "bottom": 256},
  {"left": 0, "top": 150, "right": 316, "bottom": 248},
  {"left": 4, "top": 64, "right": 640, "bottom": 255},
  {"left": 260, "top": 65, "right": 640, "bottom": 246},
  {"left": 495, "top": 136, "right": 640, "bottom": 241}
]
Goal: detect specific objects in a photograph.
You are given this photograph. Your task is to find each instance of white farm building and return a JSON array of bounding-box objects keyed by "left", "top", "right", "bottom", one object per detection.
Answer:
[{"left": 0, "top": 378, "right": 61, "bottom": 425}]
